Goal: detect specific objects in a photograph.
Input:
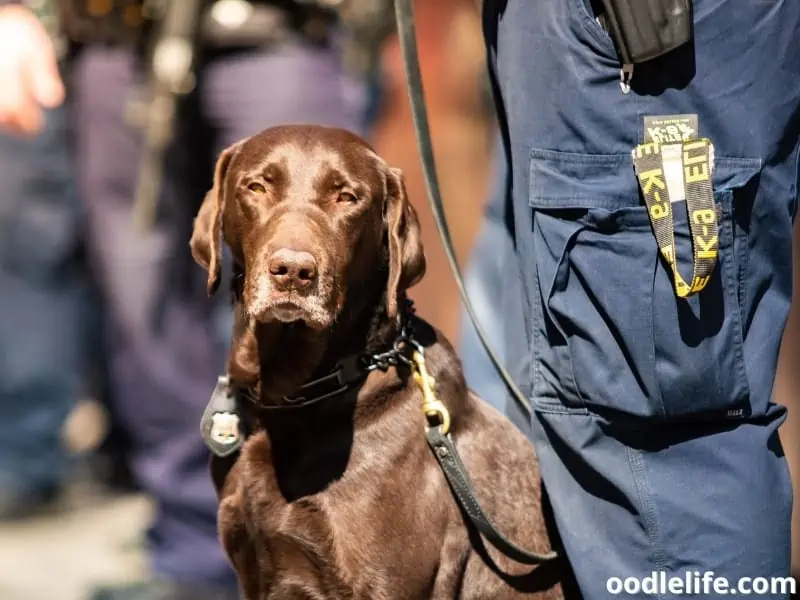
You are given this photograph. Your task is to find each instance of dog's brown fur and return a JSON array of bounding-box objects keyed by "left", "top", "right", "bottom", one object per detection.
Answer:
[{"left": 190, "top": 125, "right": 570, "bottom": 599}]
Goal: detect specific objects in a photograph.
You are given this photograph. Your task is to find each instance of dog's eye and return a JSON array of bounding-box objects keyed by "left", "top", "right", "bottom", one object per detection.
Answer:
[
  {"left": 337, "top": 191, "right": 358, "bottom": 203},
  {"left": 247, "top": 182, "right": 267, "bottom": 194}
]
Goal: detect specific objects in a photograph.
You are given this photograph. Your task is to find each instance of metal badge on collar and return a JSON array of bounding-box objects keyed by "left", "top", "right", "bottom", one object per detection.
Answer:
[
  {"left": 210, "top": 412, "right": 240, "bottom": 445},
  {"left": 200, "top": 375, "right": 244, "bottom": 457}
]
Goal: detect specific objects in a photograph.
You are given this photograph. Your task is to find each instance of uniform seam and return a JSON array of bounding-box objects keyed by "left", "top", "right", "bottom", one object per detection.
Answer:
[{"left": 626, "top": 444, "right": 667, "bottom": 599}]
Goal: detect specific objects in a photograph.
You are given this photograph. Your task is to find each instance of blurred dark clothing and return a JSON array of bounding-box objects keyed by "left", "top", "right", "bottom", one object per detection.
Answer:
[
  {"left": 458, "top": 136, "right": 533, "bottom": 436},
  {"left": 0, "top": 106, "right": 90, "bottom": 499}
]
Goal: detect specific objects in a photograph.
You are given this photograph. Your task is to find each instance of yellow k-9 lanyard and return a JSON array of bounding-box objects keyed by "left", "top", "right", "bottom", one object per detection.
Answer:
[{"left": 632, "top": 138, "right": 717, "bottom": 298}]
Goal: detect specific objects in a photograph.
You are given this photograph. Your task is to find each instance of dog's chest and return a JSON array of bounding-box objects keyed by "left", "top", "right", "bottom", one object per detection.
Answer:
[{"left": 227, "top": 431, "right": 447, "bottom": 599}]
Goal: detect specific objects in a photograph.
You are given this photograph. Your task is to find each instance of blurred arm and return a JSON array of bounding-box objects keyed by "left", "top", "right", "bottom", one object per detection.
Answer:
[{"left": 0, "top": 1, "right": 64, "bottom": 136}]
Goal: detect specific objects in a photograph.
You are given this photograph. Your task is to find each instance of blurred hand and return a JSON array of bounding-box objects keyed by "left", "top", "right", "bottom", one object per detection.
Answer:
[{"left": 0, "top": 5, "right": 65, "bottom": 136}]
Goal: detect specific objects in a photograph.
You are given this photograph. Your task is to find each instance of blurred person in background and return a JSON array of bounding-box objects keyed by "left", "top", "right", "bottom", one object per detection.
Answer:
[
  {"left": 0, "top": 0, "right": 390, "bottom": 599},
  {"left": 457, "top": 137, "right": 534, "bottom": 437},
  {"left": 0, "top": 96, "right": 89, "bottom": 520}
]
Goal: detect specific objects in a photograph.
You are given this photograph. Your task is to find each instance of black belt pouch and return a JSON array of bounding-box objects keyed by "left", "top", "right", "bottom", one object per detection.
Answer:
[{"left": 597, "top": 0, "right": 694, "bottom": 64}]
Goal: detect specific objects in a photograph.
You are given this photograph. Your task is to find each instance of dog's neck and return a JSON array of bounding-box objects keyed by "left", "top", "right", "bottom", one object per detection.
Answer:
[
  {"left": 227, "top": 288, "right": 412, "bottom": 500},
  {"left": 228, "top": 286, "right": 405, "bottom": 406}
]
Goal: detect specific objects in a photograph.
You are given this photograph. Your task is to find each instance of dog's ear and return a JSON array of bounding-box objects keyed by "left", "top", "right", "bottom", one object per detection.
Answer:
[
  {"left": 190, "top": 141, "right": 243, "bottom": 296},
  {"left": 384, "top": 167, "right": 426, "bottom": 320}
]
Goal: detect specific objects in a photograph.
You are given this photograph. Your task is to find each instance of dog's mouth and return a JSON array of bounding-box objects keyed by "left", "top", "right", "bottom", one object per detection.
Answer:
[
  {"left": 249, "top": 296, "right": 333, "bottom": 330},
  {"left": 244, "top": 269, "right": 339, "bottom": 331},
  {"left": 270, "top": 301, "right": 308, "bottom": 324}
]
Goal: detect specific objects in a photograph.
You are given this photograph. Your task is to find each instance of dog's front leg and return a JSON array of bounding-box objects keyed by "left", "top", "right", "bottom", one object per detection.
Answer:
[{"left": 215, "top": 458, "right": 264, "bottom": 600}]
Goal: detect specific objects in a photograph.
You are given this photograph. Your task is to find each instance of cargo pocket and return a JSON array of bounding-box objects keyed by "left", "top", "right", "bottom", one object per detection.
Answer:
[{"left": 529, "top": 148, "right": 761, "bottom": 420}]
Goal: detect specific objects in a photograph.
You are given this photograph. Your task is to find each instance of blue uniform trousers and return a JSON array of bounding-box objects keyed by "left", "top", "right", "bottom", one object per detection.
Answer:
[{"left": 469, "top": 0, "right": 800, "bottom": 597}]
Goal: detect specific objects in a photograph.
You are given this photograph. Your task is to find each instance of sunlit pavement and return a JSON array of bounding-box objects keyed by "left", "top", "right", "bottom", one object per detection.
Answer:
[{"left": 0, "top": 482, "right": 151, "bottom": 600}]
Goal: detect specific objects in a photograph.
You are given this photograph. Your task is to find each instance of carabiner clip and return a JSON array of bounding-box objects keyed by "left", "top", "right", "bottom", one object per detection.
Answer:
[{"left": 411, "top": 348, "right": 451, "bottom": 435}]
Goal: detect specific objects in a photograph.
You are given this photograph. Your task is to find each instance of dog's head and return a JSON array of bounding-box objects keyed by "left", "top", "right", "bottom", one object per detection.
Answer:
[{"left": 190, "top": 125, "right": 426, "bottom": 331}]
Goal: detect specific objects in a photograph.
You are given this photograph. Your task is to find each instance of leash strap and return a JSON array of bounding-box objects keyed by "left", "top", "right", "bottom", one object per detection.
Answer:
[
  {"left": 411, "top": 348, "right": 559, "bottom": 564},
  {"left": 425, "top": 426, "right": 559, "bottom": 564},
  {"left": 632, "top": 139, "right": 718, "bottom": 297},
  {"left": 392, "top": 0, "right": 532, "bottom": 419}
]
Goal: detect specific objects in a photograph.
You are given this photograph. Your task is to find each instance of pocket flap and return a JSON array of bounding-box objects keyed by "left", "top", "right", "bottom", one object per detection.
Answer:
[{"left": 529, "top": 148, "right": 762, "bottom": 211}]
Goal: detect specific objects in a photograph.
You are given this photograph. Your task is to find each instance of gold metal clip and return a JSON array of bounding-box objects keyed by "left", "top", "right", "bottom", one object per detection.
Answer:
[{"left": 411, "top": 349, "right": 451, "bottom": 435}]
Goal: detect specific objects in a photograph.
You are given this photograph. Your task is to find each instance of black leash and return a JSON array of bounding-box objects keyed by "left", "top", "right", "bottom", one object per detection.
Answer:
[
  {"left": 409, "top": 338, "right": 558, "bottom": 565},
  {"left": 392, "top": 0, "right": 532, "bottom": 420},
  {"left": 426, "top": 427, "right": 558, "bottom": 564},
  {"left": 393, "top": 0, "right": 559, "bottom": 565}
]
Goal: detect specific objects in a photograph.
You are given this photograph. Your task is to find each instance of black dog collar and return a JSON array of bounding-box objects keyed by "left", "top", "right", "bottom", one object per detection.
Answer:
[{"left": 200, "top": 302, "right": 417, "bottom": 457}]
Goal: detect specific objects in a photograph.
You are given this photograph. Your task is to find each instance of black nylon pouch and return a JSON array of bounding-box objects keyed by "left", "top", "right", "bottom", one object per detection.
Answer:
[{"left": 597, "top": 0, "right": 694, "bottom": 64}]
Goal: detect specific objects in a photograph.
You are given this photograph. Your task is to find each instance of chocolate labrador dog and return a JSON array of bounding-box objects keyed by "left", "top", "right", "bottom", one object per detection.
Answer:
[{"left": 190, "top": 125, "right": 571, "bottom": 599}]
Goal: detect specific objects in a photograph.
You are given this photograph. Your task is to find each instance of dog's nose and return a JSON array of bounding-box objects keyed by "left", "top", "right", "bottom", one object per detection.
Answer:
[{"left": 268, "top": 248, "right": 317, "bottom": 290}]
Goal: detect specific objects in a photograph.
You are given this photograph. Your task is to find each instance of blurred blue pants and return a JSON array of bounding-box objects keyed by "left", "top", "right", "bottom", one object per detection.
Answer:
[
  {"left": 459, "top": 140, "right": 534, "bottom": 437},
  {"left": 70, "top": 42, "right": 365, "bottom": 587},
  {"left": 465, "top": 0, "right": 800, "bottom": 597},
  {"left": 0, "top": 107, "right": 87, "bottom": 492}
]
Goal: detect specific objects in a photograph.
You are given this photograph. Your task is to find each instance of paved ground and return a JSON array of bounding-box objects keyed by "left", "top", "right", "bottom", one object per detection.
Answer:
[{"left": 0, "top": 482, "right": 152, "bottom": 600}]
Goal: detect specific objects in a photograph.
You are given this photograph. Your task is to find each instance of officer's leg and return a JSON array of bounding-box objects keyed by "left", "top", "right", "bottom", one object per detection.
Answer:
[
  {"left": 458, "top": 216, "right": 514, "bottom": 408},
  {"left": 533, "top": 410, "right": 791, "bottom": 597},
  {"left": 481, "top": 0, "right": 800, "bottom": 596},
  {"left": 0, "top": 105, "right": 87, "bottom": 518},
  {"left": 71, "top": 46, "right": 237, "bottom": 596}
]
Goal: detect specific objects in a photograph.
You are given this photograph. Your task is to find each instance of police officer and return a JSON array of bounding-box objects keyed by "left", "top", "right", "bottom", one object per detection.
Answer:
[
  {"left": 0, "top": 1, "right": 380, "bottom": 598},
  {"left": 460, "top": 1, "right": 800, "bottom": 597},
  {"left": 0, "top": 107, "right": 87, "bottom": 521}
]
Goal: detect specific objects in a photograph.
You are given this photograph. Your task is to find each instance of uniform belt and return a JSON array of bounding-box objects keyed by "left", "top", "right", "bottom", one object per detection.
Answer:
[
  {"left": 58, "top": 0, "right": 148, "bottom": 47},
  {"left": 58, "top": 0, "right": 335, "bottom": 49},
  {"left": 201, "top": 0, "right": 335, "bottom": 49}
]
